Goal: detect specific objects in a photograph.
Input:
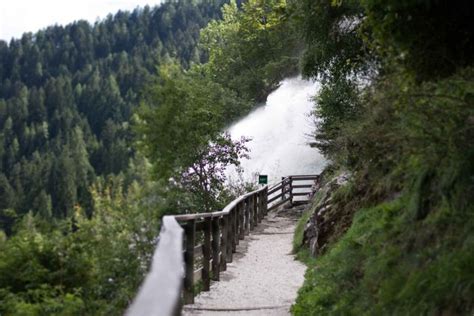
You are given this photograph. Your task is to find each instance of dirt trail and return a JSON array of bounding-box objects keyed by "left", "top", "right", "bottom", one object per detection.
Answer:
[{"left": 183, "top": 211, "right": 306, "bottom": 316}]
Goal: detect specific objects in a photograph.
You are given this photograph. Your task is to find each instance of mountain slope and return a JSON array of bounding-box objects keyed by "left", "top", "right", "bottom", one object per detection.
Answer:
[{"left": 0, "top": 1, "right": 230, "bottom": 227}]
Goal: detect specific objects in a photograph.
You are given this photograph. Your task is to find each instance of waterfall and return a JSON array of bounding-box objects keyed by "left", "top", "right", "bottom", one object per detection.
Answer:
[{"left": 227, "top": 77, "right": 326, "bottom": 185}]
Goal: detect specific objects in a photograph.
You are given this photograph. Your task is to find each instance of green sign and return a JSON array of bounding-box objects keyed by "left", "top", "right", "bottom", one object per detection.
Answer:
[{"left": 258, "top": 175, "right": 268, "bottom": 184}]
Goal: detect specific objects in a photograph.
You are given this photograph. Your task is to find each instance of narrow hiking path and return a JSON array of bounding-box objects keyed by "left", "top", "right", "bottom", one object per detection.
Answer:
[{"left": 183, "top": 209, "right": 306, "bottom": 316}]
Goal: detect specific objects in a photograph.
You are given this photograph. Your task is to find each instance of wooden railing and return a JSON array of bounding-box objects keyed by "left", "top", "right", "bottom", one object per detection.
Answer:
[
  {"left": 267, "top": 174, "right": 319, "bottom": 211},
  {"left": 127, "top": 174, "right": 318, "bottom": 316},
  {"left": 174, "top": 185, "right": 269, "bottom": 305}
]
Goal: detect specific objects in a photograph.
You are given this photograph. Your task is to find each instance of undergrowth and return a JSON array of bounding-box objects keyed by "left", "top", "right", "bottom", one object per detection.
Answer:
[
  {"left": 292, "top": 68, "right": 474, "bottom": 314},
  {"left": 293, "top": 180, "right": 473, "bottom": 315}
]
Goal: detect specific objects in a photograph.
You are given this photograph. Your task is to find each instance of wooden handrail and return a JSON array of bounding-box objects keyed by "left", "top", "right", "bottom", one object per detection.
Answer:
[
  {"left": 127, "top": 174, "right": 319, "bottom": 316},
  {"left": 267, "top": 175, "right": 320, "bottom": 211},
  {"left": 267, "top": 179, "right": 285, "bottom": 193},
  {"left": 173, "top": 186, "right": 267, "bottom": 221},
  {"left": 126, "top": 216, "right": 184, "bottom": 316}
]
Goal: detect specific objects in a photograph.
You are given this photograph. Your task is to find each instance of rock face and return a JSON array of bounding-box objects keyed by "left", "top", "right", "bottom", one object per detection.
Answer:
[{"left": 302, "top": 171, "right": 351, "bottom": 256}]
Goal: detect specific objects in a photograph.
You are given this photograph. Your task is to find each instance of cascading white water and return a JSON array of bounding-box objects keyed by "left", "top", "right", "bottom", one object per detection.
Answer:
[{"left": 227, "top": 77, "right": 326, "bottom": 184}]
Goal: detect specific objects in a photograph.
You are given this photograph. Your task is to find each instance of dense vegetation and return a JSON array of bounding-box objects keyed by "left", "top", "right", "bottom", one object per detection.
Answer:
[
  {"left": 1, "top": 0, "right": 472, "bottom": 314},
  {"left": 0, "top": 1, "right": 230, "bottom": 227},
  {"left": 137, "top": 0, "right": 301, "bottom": 215},
  {"left": 290, "top": 0, "right": 474, "bottom": 314},
  {"left": 0, "top": 1, "right": 237, "bottom": 314},
  {"left": 200, "top": 0, "right": 301, "bottom": 102},
  {"left": 0, "top": 0, "right": 301, "bottom": 312}
]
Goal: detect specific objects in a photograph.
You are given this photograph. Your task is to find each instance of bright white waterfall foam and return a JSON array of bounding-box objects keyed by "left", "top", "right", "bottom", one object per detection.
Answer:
[{"left": 227, "top": 77, "right": 326, "bottom": 185}]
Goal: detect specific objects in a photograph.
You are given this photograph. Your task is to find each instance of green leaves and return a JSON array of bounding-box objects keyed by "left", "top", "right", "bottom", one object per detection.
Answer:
[
  {"left": 0, "top": 1, "right": 230, "bottom": 226},
  {"left": 360, "top": 0, "right": 474, "bottom": 80},
  {"left": 295, "top": 0, "right": 371, "bottom": 82},
  {"left": 0, "top": 173, "right": 162, "bottom": 315},
  {"left": 293, "top": 1, "right": 474, "bottom": 314},
  {"left": 139, "top": 64, "right": 224, "bottom": 179},
  {"left": 201, "top": 0, "right": 300, "bottom": 102},
  {"left": 312, "top": 77, "right": 361, "bottom": 158},
  {"left": 137, "top": 63, "right": 250, "bottom": 213}
]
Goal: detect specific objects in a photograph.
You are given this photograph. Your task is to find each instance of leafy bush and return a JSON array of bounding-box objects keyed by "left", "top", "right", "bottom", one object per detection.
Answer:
[{"left": 0, "top": 176, "right": 162, "bottom": 315}]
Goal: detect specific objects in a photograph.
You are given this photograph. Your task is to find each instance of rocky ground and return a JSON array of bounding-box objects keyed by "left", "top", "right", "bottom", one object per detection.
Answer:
[{"left": 302, "top": 171, "right": 351, "bottom": 256}]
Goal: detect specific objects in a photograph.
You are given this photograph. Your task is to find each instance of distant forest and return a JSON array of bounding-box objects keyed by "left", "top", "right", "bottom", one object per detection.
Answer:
[{"left": 0, "top": 1, "right": 235, "bottom": 231}]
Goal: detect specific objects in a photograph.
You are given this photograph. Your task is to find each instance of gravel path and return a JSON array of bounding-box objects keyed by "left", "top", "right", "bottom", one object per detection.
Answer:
[{"left": 183, "top": 211, "right": 306, "bottom": 316}]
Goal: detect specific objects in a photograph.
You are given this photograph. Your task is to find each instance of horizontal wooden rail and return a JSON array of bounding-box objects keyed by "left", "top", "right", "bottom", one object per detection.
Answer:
[
  {"left": 267, "top": 175, "right": 320, "bottom": 211},
  {"left": 288, "top": 175, "right": 319, "bottom": 180},
  {"left": 127, "top": 174, "right": 319, "bottom": 316},
  {"left": 126, "top": 216, "right": 184, "bottom": 316},
  {"left": 179, "top": 186, "right": 269, "bottom": 304},
  {"left": 293, "top": 184, "right": 313, "bottom": 189},
  {"left": 293, "top": 192, "right": 311, "bottom": 197},
  {"left": 268, "top": 196, "right": 291, "bottom": 211}
]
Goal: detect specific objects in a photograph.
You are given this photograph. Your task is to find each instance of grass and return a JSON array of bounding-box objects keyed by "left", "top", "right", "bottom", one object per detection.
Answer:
[
  {"left": 292, "top": 66, "right": 474, "bottom": 315},
  {"left": 292, "top": 173, "right": 474, "bottom": 315}
]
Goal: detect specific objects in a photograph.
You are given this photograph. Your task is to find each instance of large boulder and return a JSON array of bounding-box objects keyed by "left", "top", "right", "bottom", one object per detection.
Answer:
[{"left": 303, "top": 171, "right": 351, "bottom": 256}]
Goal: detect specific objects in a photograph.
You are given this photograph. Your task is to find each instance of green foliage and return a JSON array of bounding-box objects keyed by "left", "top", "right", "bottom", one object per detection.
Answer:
[
  {"left": 293, "top": 64, "right": 474, "bottom": 315},
  {"left": 340, "top": 68, "right": 474, "bottom": 179},
  {"left": 293, "top": 182, "right": 474, "bottom": 315},
  {"left": 201, "top": 0, "right": 301, "bottom": 102},
  {"left": 137, "top": 63, "right": 251, "bottom": 213},
  {"left": 360, "top": 0, "right": 474, "bottom": 80},
  {"left": 312, "top": 78, "right": 361, "bottom": 157},
  {"left": 138, "top": 64, "right": 245, "bottom": 179},
  {"left": 0, "top": 1, "right": 298, "bottom": 314},
  {"left": 290, "top": 0, "right": 372, "bottom": 158},
  {"left": 0, "top": 172, "right": 163, "bottom": 315},
  {"left": 292, "top": 0, "right": 474, "bottom": 311},
  {"left": 0, "top": 1, "right": 229, "bottom": 229},
  {"left": 295, "top": 0, "right": 474, "bottom": 159},
  {"left": 293, "top": 0, "right": 372, "bottom": 82}
]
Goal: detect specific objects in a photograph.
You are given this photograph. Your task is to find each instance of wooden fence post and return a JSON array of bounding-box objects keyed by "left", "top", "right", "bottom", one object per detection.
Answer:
[
  {"left": 264, "top": 186, "right": 268, "bottom": 215},
  {"left": 234, "top": 206, "right": 239, "bottom": 245},
  {"left": 183, "top": 219, "right": 196, "bottom": 304},
  {"left": 289, "top": 176, "right": 293, "bottom": 206},
  {"left": 281, "top": 177, "right": 286, "bottom": 202},
  {"left": 259, "top": 190, "right": 264, "bottom": 221},
  {"left": 253, "top": 194, "right": 259, "bottom": 224},
  {"left": 220, "top": 216, "right": 228, "bottom": 271},
  {"left": 239, "top": 202, "right": 245, "bottom": 240},
  {"left": 202, "top": 217, "right": 211, "bottom": 291},
  {"left": 226, "top": 211, "right": 233, "bottom": 262},
  {"left": 249, "top": 195, "right": 255, "bottom": 230},
  {"left": 211, "top": 216, "right": 220, "bottom": 281},
  {"left": 245, "top": 198, "right": 250, "bottom": 235},
  {"left": 232, "top": 208, "right": 238, "bottom": 251}
]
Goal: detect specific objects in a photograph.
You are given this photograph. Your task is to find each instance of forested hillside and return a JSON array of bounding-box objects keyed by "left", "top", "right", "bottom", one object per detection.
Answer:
[
  {"left": 0, "top": 1, "right": 241, "bottom": 314},
  {"left": 0, "top": 0, "right": 230, "bottom": 230}
]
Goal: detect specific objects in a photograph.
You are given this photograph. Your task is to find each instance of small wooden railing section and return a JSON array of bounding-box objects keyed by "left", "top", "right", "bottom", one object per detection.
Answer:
[{"left": 127, "top": 175, "right": 318, "bottom": 316}]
